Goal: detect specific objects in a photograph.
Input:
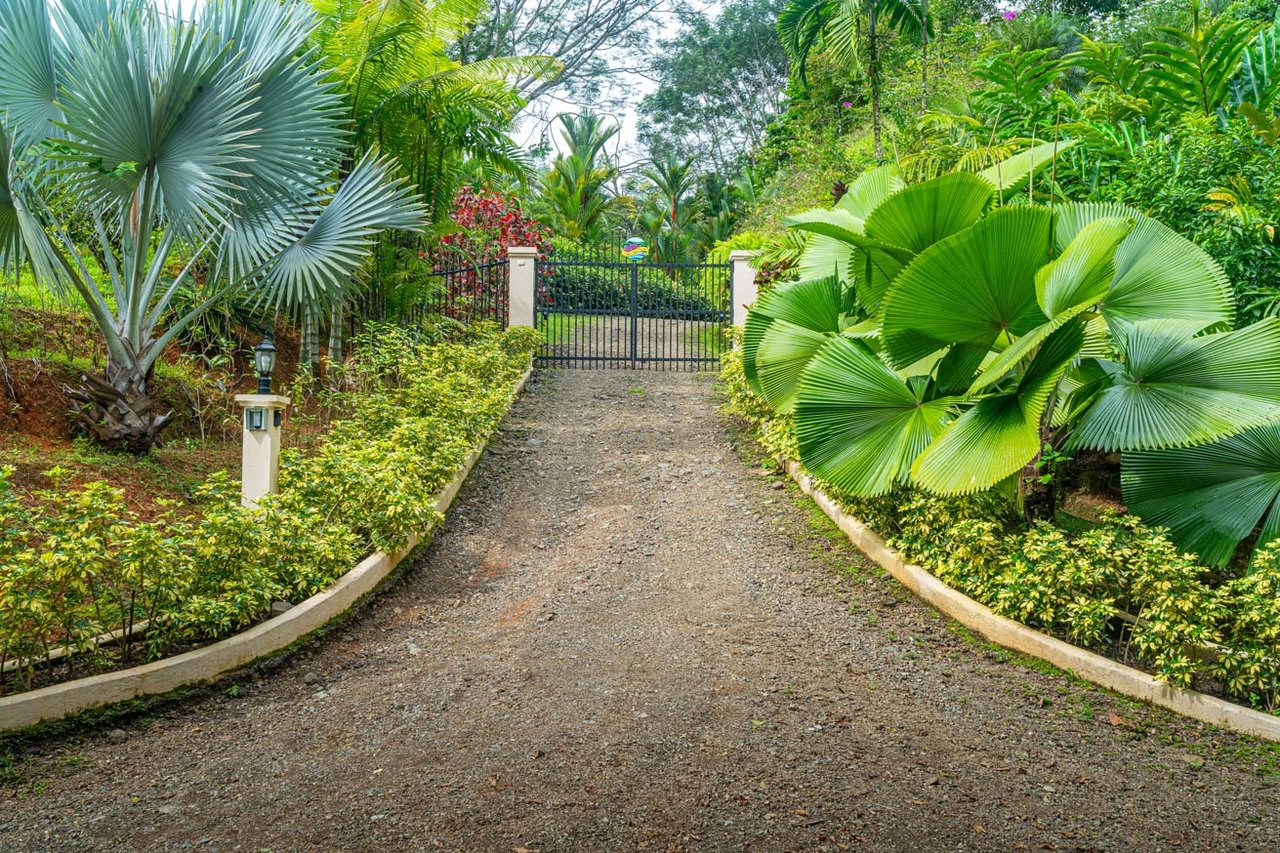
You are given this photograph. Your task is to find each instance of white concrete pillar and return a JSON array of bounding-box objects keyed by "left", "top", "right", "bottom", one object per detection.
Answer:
[
  {"left": 729, "top": 250, "right": 761, "bottom": 327},
  {"left": 233, "top": 393, "right": 290, "bottom": 508},
  {"left": 507, "top": 246, "right": 537, "bottom": 328}
]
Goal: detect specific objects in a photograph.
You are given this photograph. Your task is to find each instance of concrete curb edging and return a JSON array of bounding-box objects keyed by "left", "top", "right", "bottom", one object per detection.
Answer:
[
  {"left": 0, "top": 365, "right": 535, "bottom": 734},
  {"left": 783, "top": 459, "right": 1280, "bottom": 743}
]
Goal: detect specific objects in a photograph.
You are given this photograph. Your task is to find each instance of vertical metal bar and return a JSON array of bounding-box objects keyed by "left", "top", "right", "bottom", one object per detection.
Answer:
[{"left": 629, "top": 259, "right": 638, "bottom": 369}]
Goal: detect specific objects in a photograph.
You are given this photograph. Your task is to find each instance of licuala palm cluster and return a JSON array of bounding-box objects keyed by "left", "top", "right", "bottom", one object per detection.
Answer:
[{"left": 744, "top": 160, "right": 1280, "bottom": 565}]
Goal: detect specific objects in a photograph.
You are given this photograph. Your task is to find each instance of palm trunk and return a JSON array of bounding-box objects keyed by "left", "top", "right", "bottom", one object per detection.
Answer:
[
  {"left": 65, "top": 359, "right": 173, "bottom": 454},
  {"left": 1020, "top": 463, "right": 1057, "bottom": 523},
  {"left": 868, "top": 5, "right": 883, "bottom": 161},
  {"left": 327, "top": 302, "right": 345, "bottom": 387},
  {"left": 301, "top": 306, "right": 321, "bottom": 378},
  {"left": 920, "top": 2, "right": 929, "bottom": 113}
]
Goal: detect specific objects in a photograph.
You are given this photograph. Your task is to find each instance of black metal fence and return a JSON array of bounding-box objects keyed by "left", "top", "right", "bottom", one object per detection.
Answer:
[
  {"left": 412, "top": 259, "right": 509, "bottom": 328},
  {"left": 350, "top": 257, "right": 509, "bottom": 335},
  {"left": 535, "top": 243, "right": 732, "bottom": 370}
]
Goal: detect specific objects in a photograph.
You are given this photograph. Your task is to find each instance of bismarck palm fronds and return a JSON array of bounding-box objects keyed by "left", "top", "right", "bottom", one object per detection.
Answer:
[{"left": 0, "top": 0, "right": 426, "bottom": 453}]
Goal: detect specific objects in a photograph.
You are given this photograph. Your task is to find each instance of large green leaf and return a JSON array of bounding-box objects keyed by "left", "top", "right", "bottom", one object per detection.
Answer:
[
  {"left": 835, "top": 164, "right": 905, "bottom": 219},
  {"left": 976, "top": 139, "right": 1078, "bottom": 191},
  {"left": 793, "top": 336, "right": 954, "bottom": 496},
  {"left": 742, "top": 275, "right": 843, "bottom": 398},
  {"left": 967, "top": 216, "right": 1132, "bottom": 395},
  {"left": 784, "top": 209, "right": 915, "bottom": 264},
  {"left": 1053, "top": 202, "right": 1233, "bottom": 330},
  {"left": 864, "top": 172, "right": 994, "bottom": 253},
  {"left": 1071, "top": 318, "right": 1280, "bottom": 451},
  {"left": 795, "top": 233, "right": 853, "bottom": 284},
  {"left": 755, "top": 319, "right": 831, "bottom": 414},
  {"left": 1036, "top": 216, "right": 1133, "bottom": 318},
  {"left": 881, "top": 206, "right": 1053, "bottom": 368},
  {"left": 249, "top": 153, "right": 425, "bottom": 312},
  {"left": 1123, "top": 421, "right": 1280, "bottom": 566},
  {"left": 787, "top": 208, "right": 913, "bottom": 311},
  {"left": 913, "top": 321, "right": 1084, "bottom": 495},
  {"left": 0, "top": 0, "right": 61, "bottom": 150}
]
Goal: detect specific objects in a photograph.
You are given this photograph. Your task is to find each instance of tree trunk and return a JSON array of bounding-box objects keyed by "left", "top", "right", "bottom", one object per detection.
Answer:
[
  {"left": 868, "top": 6, "right": 883, "bottom": 161},
  {"left": 1020, "top": 465, "right": 1057, "bottom": 523},
  {"left": 920, "top": 6, "right": 929, "bottom": 114},
  {"left": 301, "top": 306, "right": 321, "bottom": 378},
  {"left": 327, "top": 302, "right": 345, "bottom": 387},
  {"left": 65, "top": 360, "right": 173, "bottom": 455}
]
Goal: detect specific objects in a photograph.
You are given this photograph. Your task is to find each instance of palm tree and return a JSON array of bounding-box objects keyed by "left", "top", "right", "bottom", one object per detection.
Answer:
[
  {"left": 0, "top": 0, "right": 425, "bottom": 453},
  {"left": 310, "top": 0, "right": 560, "bottom": 221},
  {"left": 641, "top": 153, "right": 700, "bottom": 255},
  {"left": 744, "top": 164, "right": 1280, "bottom": 540},
  {"left": 537, "top": 155, "right": 618, "bottom": 240},
  {"left": 534, "top": 110, "right": 621, "bottom": 241},
  {"left": 778, "top": 0, "right": 925, "bottom": 159}
]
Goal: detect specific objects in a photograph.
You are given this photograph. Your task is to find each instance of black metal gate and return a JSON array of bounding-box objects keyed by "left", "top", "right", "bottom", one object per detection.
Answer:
[{"left": 535, "top": 245, "right": 732, "bottom": 370}]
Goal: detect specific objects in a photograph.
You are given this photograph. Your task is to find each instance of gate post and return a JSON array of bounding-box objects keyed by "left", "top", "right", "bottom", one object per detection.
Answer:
[
  {"left": 729, "top": 250, "right": 760, "bottom": 328},
  {"left": 507, "top": 246, "right": 538, "bottom": 328}
]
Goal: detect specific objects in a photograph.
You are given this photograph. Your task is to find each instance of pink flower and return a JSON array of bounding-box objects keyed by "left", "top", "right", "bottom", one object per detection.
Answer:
[
  {"left": 842, "top": 100, "right": 852, "bottom": 108},
  {"left": 1002, "top": 10, "right": 1018, "bottom": 20}
]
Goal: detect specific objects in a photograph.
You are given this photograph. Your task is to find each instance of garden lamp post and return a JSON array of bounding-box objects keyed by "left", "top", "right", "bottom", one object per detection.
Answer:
[
  {"left": 234, "top": 336, "right": 290, "bottom": 508},
  {"left": 254, "top": 337, "right": 277, "bottom": 394}
]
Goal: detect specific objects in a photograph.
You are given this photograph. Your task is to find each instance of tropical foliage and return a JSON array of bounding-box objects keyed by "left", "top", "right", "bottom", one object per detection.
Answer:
[
  {"left": 724, "top": 347, "right": 1280, "bottom": 711},
  {"left": 0, "top": 326, "right": 537, "bottom": 687},
  {"left": 310, "top": 0, "right": 559, "bottom": 222},
  {"left": 743, "top": 161, "right": 1280, "bottom": 565},
  {"left": 0, "top": 0, "right": 426, "bottom": 452}
]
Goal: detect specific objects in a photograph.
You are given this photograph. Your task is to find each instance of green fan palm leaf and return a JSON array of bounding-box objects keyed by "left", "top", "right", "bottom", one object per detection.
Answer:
[
  {"left": 863, "top": 172, "right": 993, "bottom": 253},
  {"left": 1053, "top": 202, "right": 1233, "bottom": 331},
  {"left": 880, "top": 206, "right": 1053, "bottom": 368},
  {"left": 793, "top": 335, "right": 954, "bottom": 495},
  {"left": 1124, "top": 422, "right": 1280, "bottom": 566},
  {"left": 912, "top": 320, "right": 1083, "bottom": 494},
  {"left": 1071, "top": 319, "right": 1280, "bottom": 452},
  {"left": 742, "top": 275, "right": 843, "bottom": 396}
]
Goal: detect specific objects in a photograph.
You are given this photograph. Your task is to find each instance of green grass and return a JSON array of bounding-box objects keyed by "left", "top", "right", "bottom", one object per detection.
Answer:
[
  {"left": 681, "top": 323, "right": 726, "bottom": 356},
  {"left": 2, "top": 253, "right": 109, "bottom": 312},
  {"left": 537, "top": 312, "right": 604, "bottom": 346}
]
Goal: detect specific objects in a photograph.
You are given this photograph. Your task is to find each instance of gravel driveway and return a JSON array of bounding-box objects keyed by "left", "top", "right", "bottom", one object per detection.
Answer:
[{"left": 2, "top": 369, "right": 1278, "bottom": 852}]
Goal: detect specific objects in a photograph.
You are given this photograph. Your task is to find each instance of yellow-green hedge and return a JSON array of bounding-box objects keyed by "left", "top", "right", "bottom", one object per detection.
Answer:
[{"left": 0, "top": 325, "right": 538, "bottom": 686}]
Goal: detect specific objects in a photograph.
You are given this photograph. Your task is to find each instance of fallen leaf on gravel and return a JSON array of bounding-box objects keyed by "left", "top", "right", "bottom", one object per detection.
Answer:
[
  {"left": 973, "top": 824, "right": 986, "bottom": 833},
  {"left": 1107, "top": 712, "right": 1130, "bottom": 728}
]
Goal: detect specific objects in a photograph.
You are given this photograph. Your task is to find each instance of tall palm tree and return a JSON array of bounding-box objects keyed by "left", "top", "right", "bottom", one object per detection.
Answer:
[
  {"left": 641, "top": 153, "right": 700, "bottom": 253},
  {"left": 534, "top": 110, "right": 621, "bottom": 241},
  {"left": 778, "top": 0, "right": 925, "bottom": 159},
  {"left": 0, "top": 0, "right": 425, "bottom": 453}
]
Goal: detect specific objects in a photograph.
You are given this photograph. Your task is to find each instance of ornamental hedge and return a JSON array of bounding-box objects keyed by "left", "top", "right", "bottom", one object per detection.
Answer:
[{"left": 0, "top": 325, "right": 538, "bottom": 687}]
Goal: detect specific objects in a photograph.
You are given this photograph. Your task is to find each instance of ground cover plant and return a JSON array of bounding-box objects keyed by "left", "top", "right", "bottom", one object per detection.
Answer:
[
  {"left": 0, "top": 325, "right": 537, "bottom": 692},
  {"left": 727, "top": 110, "right": 1280, "bottom": 715}
]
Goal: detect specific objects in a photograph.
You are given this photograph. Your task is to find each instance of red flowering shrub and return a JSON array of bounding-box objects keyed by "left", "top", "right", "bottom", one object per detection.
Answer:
[
  {"left": 435, "top": 186, "right": 552, "bottom": 266},
  {"left": 429, "top": 187, "right": 553, "bottom": 324}
]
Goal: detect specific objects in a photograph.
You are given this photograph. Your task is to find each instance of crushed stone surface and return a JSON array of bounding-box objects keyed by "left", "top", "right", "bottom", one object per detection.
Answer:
[{"left": 2, "top": 369, "right": 1278, "bottom": 852}]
